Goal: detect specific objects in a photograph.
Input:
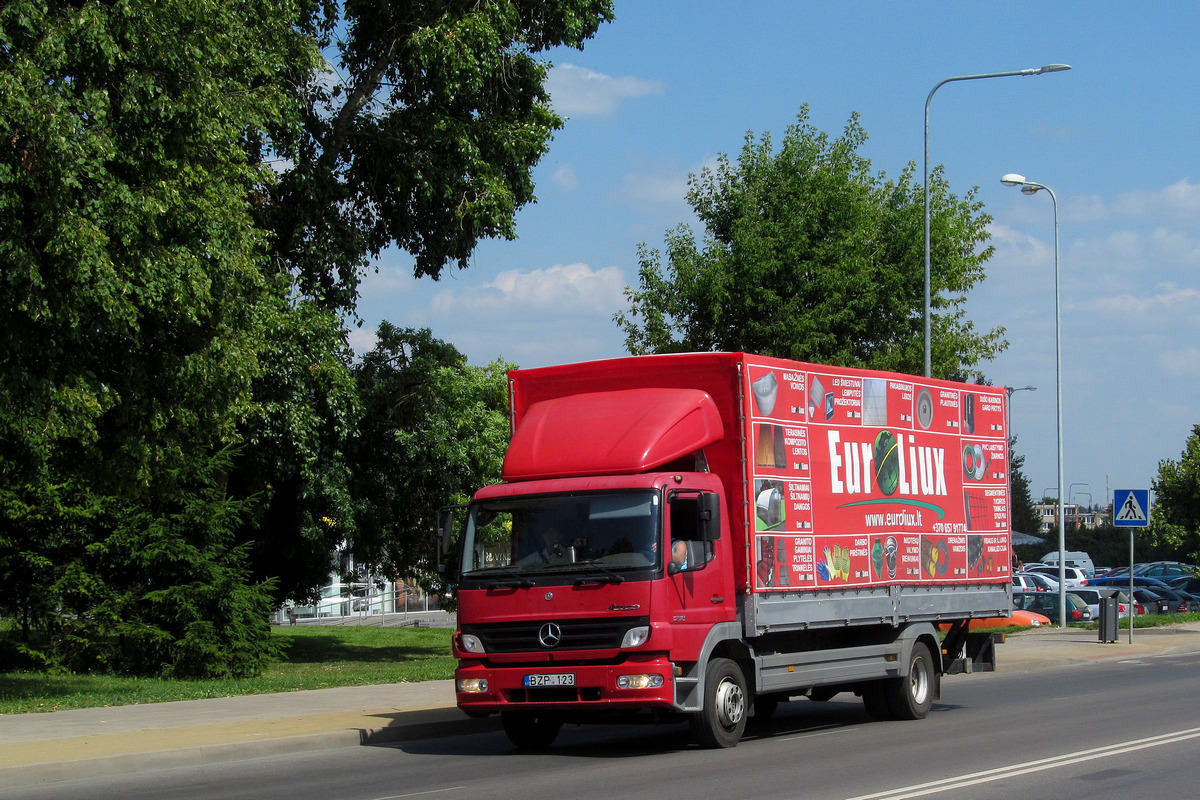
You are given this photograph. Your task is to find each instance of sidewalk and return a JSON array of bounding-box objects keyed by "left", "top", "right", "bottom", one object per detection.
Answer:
[{"left": 3, "top": 621, "right": 1199, "bottom": 788}]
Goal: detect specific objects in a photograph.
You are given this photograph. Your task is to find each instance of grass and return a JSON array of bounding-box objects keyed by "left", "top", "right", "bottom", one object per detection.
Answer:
[
  {"left": 5, "top": 614, "right": 1198, "bottom": 715},
  {"left": 1080, "top": 611, "right": 1200, "bottom": 630},
  {"left": 0, "top": 625, "right": 458, "bottom": 715}
]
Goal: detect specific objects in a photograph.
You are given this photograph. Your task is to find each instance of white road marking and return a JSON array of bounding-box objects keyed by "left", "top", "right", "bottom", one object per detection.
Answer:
[{"left": 842, "top": 725, "right": 1200, "bottom": 800}]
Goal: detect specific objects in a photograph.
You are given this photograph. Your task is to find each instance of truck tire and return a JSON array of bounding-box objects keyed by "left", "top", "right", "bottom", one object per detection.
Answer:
[
  {"left": 690, "top": 657, "right": 748, "bottom": 748},
  {"left": 501, "top": 710, "right": 563, "bottom": 749},
  {"left": 884, "top": 642, "right": 936, "bottom": 720}
]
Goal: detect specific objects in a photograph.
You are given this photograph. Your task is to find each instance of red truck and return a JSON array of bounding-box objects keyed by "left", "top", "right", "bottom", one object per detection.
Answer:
[{"left": 439, "top": 352, "right": 1012, "bottom": 748}]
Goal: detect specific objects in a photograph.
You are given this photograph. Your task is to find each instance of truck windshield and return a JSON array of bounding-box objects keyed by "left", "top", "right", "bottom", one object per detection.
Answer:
[{"left": 460, "top": 491, "right": 660, "bottom": 578}]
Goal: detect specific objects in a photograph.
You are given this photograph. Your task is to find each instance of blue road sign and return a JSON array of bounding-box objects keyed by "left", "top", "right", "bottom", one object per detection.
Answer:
[{"left": 1114, "top": 489, "right": 1150, "bottom": 527}]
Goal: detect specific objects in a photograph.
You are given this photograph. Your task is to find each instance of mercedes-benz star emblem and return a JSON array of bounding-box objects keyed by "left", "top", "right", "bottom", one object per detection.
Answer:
[{"left": 538, "top": 622, "right": 562, "bottom": 648}]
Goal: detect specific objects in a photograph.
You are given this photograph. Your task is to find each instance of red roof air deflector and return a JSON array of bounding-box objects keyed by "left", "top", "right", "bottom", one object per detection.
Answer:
[{"left": 502, "top": 387, "right": 724, "bottom": 481}]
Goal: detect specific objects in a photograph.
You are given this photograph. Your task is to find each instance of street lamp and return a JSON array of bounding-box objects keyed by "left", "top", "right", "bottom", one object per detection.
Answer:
[
  {"left": 923, "top": 65, "right": 1070, "bottom": 378},
  {"left": 1001, "top": 173, "right": 1065, "bottom": 627},
  {"left": 1004, "top": 385, "right": 1036, "bottom": 436},
  {"left": 1005, "top": 385, "right": 1037, "bottom": 401}
]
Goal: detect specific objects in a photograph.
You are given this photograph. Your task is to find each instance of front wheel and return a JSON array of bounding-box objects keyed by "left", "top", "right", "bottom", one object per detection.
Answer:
[
  {"left": 690, "top": 657, "right": 748, "bottom": 748},
  {"left": 501, "top": 710, "right": 563, "bottom": 749}
]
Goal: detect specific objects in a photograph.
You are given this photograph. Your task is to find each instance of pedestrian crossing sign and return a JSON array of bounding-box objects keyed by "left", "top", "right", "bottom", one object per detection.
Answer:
[{"left": 1114, "top": 489, "right": 1150, "bottom": 527}]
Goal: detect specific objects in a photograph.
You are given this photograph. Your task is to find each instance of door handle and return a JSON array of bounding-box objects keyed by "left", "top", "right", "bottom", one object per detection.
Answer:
[{"left": 711, "top": 595, "right": 724, "bottom": 604}]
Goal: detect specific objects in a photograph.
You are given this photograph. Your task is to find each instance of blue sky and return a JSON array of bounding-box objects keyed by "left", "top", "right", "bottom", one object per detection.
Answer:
[{"left": 351, "top": 2, "right": 1200, "bottom": 522}]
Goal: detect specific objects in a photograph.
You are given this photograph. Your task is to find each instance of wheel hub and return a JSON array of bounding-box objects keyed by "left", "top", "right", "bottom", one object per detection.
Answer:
[{"left": 714, "top": 677, "right": 745, "bottom": 728}]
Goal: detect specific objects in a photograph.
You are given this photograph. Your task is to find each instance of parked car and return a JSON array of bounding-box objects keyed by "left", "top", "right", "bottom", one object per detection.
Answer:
[
  {"left": 1018, "top": 571, "right": 1060, "bottom": 592},
  {"left": 1094, "top": 586, "right": 1146, "bottom": 617},
  {"left": 1012, "top": 574, "right": 1044, "bottom": 592},
  {"left": 1026, "top": 565, "right": 1089, "bottom": 588},
  {"left": 1102, "top": 561, "right": 1194, "bottom": 580},
  {"left": 953, "top": 609, "right": 1052, "bottom": 629},
  {"left": 1142, "top": 585, "right": 1191, "bottom": 613},
  {"left": 1013, "top": 590, "right": 1093, "bottom": 624},
  {"left": 1138, "top": 561, "right": 1194, "bottom": 579},
  {"left": 1128, "top": 588, "right": 1171, "bottom": 615},
  {"left": 1039, "top": 550, "right": 1096, "bottom": 575},
  {"left": 1165, "top": 576, "right": 1200, "bottom": 595},
  {"left": 1089, "top": 574, "right": 1173, "bottom": 591},
  {"left": 1071, "top": 588, "right": 1140, "bottom": 619}
]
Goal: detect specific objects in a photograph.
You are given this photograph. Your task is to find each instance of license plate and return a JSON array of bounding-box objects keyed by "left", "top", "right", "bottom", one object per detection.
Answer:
[{"left": 523, "top": 673, "right": 576, "bottom": 687}]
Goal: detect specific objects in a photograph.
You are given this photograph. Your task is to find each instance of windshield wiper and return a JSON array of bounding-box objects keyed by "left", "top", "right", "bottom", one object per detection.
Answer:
[
  {"left": 471, "top": 566, "right": 535, "bottom": 589},
  {"left": 571, "top": 560, "right": 626, "bottom": 586}
]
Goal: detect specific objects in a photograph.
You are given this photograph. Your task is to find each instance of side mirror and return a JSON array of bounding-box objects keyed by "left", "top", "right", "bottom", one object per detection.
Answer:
[
  {"left": 436, "top": 505, "right": 463, "bottom": 578},
  {"left": 701, "top": 492, "right": 721, "bottom": 541}
]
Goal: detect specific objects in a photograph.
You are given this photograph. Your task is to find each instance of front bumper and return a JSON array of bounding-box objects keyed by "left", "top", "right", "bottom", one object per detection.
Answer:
[{"left": 455, "top": 655, "right": 677, "bottom": 715}]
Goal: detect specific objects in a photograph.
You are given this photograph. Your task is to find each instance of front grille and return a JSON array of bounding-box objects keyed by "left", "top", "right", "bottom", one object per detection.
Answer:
[{"left": 462, "top": 616, "right": 649, "bottom": 653}]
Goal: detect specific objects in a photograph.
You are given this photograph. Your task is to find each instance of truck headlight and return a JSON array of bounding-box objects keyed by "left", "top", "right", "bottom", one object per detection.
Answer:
[
  {"left": 458, "top": 633, "right": 485, "bottom": 654},
  {"left": 620, "top": 625, "right": 650, "bottom": 648},
  {"left": 617, "top": 674, "right": 664, "bottom": 690},
  {"left": 457, "top": 677, "right": 488, "bottom": 693}
]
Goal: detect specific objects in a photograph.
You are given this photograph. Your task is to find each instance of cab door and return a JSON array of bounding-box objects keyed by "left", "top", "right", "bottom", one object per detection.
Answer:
[{"left": 662, "top": 482, "right": 735, "bottom": 651}]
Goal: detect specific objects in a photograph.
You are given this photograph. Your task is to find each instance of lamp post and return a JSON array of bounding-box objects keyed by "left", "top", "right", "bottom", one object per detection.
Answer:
[
  {"left": 923, "top": 65, "right": 1070, "bottom": 378},
  {"left": 1001, "top": 173, "right": 1064, "bottom": 627},
  {"left": 1005, "top": 385, "right": 1036, "bottom": 441}
]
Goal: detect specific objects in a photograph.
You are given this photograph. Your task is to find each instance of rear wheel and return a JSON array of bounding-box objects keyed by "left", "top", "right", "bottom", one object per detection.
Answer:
[
  {"left": 690, "top": 657, "right": 748, "bottom": 748},
  {"left": 884, "top": 642, "right": 937, "bottom": 720},
  {"left": 501, "top": 710, "right": 563, "bottom": 749}
]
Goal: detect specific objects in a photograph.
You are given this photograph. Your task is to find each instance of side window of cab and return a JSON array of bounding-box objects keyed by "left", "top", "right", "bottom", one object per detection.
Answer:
[{"left": 667, "top": 491, "right": 720, "bottom": 574}]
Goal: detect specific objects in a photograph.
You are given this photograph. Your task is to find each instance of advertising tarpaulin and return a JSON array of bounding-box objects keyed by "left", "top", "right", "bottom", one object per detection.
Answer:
[{"left": 744, "top": 357, "right": 1011, "bottom": 592}]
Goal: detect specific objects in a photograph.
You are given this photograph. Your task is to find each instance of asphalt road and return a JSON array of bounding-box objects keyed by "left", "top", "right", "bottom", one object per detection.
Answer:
[{"left": 7, "top": 650, "right": 1199, "bottom": 800}]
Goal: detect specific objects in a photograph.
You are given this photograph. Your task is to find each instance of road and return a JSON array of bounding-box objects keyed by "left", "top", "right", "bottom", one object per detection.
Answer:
[{"left": 7, "top": 650, "right": 1199, "bottom": 800}]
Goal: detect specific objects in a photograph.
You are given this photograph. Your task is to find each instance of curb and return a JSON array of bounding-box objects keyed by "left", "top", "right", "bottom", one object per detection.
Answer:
[{"left": 0, "top": 709, "right": 500, "bottom": 789}]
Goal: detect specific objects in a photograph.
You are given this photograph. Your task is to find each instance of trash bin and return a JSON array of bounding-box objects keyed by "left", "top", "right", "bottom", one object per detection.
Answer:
[{"left": 1098, "top": 594, "right": 1119, "bottom": 643}]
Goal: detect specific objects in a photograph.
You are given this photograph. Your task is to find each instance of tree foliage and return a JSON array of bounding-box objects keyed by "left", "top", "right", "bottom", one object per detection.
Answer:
[
  {"left": 349, "top": 324, "right": 510, "bottom": 589},
  {"left": 227, "top": 297, "right": 361, "bottom": 605},
  {"left": 1147, "top": 424, "right": 1200, "bottom": 565},
  {"left": 261, "top": 0, "right": 616, "bottom": 311},
  {"left": 3, "top": 0, "right": 612, "bottom": 675},
  {"left": 0, "top": 0, "right": 308, "bottom": 674},
  {"left": 1009, "top": 437, "right": 1040, "bottom": 537},
  {"left": 615, "top": 107, "right": 1005, "bottom": 380}
]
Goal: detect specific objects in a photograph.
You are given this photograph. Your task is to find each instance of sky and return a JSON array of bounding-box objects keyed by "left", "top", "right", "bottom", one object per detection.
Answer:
[{"left": 349, "top": 1, "right": 1200, "bottom": 521}]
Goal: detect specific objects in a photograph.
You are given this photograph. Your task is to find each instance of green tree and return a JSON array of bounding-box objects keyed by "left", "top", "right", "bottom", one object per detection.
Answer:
[
  {"left": 348, "top": 325, "right": 510, "bottom": 589},
  {"left": 615, "top": 107, "right": 1004, "bottom": 380},
  {"left": 0, "top": 0, "right": 313, "bottom": 674},
  {"left": 0, "top": 0, "right": 615, "bottom": 674},
  {"left": 261, "top": 0, "right": 616, "bottom": 311},
  {"left": 227, "top": 297, "right": 361, "bottom": 605},
  {"left": 1147, "top": 424, "right": 1200, "bottom": 566},
  {"left": 1009, "top": 438, "right": 1040, "bottom": 537}
]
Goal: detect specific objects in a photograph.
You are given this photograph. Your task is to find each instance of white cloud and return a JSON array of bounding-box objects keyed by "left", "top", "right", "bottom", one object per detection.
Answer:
[
  {"left": 546, "top": 64, "right": 663, "bottom": 117},
  {"left": 616, "top": 169, "right": 690, "bottom": 209},
  {"left": 551, "top": 164, "right": 578, "bottom": 193},
  {"left": 1159, "top": 346, "right": 1200, "bottom": 378},
  {"left": 1090, "top": 283, "right": 1200, "bottom": 317},
  {"left": 346, "top": 326, "right": 378, "bottom": 354},
  {"left": 414, "top": 263, "right": 630, "bottom": 368},
  {"left": 358, "top": 262, "right": 417, "bottom": 296},
  {"left": 1112, "top": 178, "right": 1200, "bottom": 221},
  {"left": 431, "top": 262, "right": 626, "bottom": 317}
]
